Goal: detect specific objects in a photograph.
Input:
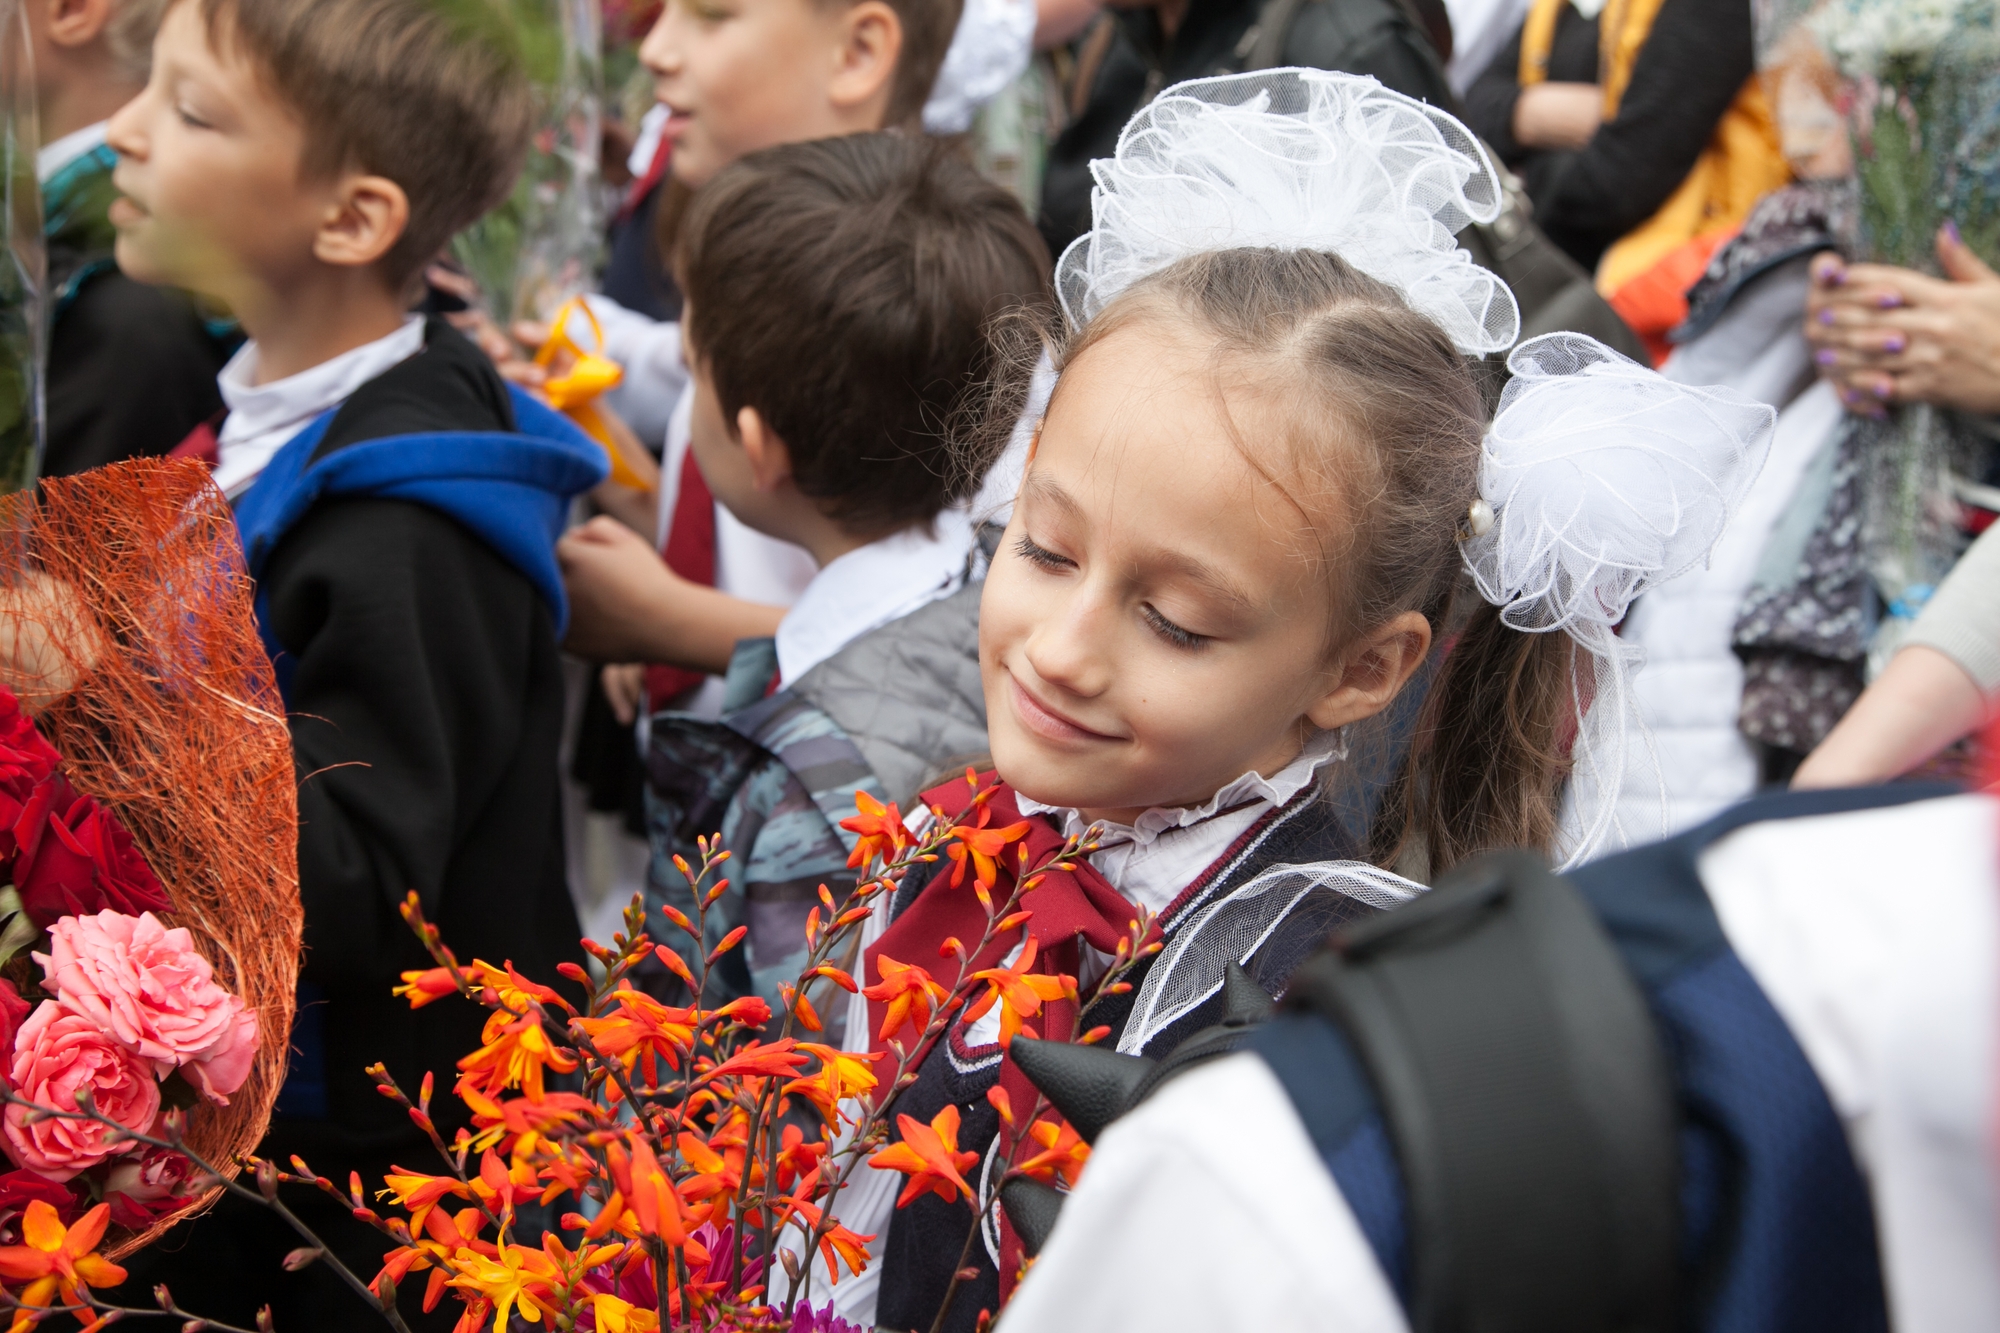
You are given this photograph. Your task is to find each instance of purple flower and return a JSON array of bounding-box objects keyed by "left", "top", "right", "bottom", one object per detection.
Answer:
[{"left": 788, "top": 1302, "right": 866, "bottom": 1333}]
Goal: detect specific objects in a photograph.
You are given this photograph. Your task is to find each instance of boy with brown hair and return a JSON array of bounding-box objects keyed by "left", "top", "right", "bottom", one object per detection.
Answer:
[
  {"left": 634, "top": 130, "right": 1049, "bottom": 1030},
  {"left": 29, "top": 0, "right": 233, "bottom": 475},
  {"left": 554, "top": 0, "right": 970, "bottom": 718},
  {"left": 102, "top": 0, "right": 604, "bottom": 1323}
]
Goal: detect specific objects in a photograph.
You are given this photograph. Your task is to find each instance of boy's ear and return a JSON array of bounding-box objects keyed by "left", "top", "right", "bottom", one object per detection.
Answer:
[
  {"left": 737, "top": 408, "right": 797, "bottom": 493},
  {"left": 44, "top": 0, "right": 115, "bottom": 48},
  {"left": 312, "top": 173, "right": 411, "bottom": 272},
  {"left": 827, "top": 0, "right": 902, "bottom": 118},
  {"left": 1304, "top": 610, "right": 1432, "bottom": 732}
]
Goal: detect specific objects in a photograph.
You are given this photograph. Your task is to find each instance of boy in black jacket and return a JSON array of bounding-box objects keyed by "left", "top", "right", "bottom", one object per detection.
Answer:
[{"left": 100, "top": 0, "right": 605, "bottom": 1325}]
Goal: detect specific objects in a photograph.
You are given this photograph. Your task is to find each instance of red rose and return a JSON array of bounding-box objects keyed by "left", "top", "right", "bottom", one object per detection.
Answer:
[
  {"left": 0, "top": 689, "right": 60, "bottom": 787},
  {"left": 0, "top": 1167, "right": 80, "bottom": 1243},
  {"left": 14, "top": 785, "right": 170, "bottom": 927},
  {"left": 0, "top": 978, "right": 28, "bottom": 1061}
]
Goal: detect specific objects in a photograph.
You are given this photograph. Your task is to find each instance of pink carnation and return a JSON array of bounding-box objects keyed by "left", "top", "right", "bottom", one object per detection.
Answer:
[
  {"left": 3, "top": 1001, "right": 157, "bottom": 1180},
  {"left": 36, "top": 911, "right": 257, "bottom": 1103}
]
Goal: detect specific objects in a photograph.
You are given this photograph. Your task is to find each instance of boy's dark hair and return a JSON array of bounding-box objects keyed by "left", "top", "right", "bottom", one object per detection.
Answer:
[
  {"left": 678, "top": 133, "right": 1052, "bottom": 536},
  {"left": 881, "top": 0, "right": 960, "bottom": 128},
  {"left": 195, "top": 0, "right": 531, "bottom": 287}
]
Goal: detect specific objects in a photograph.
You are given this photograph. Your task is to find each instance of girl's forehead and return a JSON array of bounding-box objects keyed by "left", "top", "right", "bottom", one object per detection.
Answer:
[{"left": 1031, "top": 335, "right": 1330, "bottom": 585}]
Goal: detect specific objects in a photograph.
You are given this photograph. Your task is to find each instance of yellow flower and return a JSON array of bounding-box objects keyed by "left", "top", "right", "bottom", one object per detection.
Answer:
[{"left": 444, "top": 1243, "right": 556, "bottom": 1329}]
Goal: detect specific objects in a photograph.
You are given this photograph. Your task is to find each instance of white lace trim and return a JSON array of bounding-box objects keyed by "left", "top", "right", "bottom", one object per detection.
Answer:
[{"left": 1016, "top": 728, "right": 1347, "bottom": 848}]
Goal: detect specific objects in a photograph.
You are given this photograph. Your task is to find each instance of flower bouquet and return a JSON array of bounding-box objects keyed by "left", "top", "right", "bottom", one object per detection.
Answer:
[
  {"left": 0, "top": 458, "right": 299, "bottom": 1326},
  {"left": 1809, "top": 0, "right": 2000, "bottom": 668},
  {"left": 168, "top": 779, "right": 1144, "bottom": 1333}
]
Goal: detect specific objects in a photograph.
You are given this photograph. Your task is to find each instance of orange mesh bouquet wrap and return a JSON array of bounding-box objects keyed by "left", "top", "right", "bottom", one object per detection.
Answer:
[{"left": 0, "top": 458, "right": 299, "bottom": 1258}]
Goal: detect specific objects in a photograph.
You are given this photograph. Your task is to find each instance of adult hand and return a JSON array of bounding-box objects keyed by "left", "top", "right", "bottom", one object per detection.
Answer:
[
  {"left": 1512, "top": 82, "right": 1602, "bottom": 152},
  {"left": 1805, "top": 224, "right": 2000, "bottom": 416}
]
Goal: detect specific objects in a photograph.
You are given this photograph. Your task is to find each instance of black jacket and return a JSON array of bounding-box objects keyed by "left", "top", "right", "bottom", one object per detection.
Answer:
[
  {"left": 1462, "top": 0, "right": 1756, "bottom": 271},
  {"left": 257, "top": 326, "right": 587, "bottom": 1161},
  {"left": 1040, "top": 0, "right": 1457, "bottom": 257}
]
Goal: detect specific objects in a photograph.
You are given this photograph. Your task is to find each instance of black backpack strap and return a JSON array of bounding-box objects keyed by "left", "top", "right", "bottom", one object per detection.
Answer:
[{"left": 1284, "top": 849, "right": 1678, "bottom": 1333}]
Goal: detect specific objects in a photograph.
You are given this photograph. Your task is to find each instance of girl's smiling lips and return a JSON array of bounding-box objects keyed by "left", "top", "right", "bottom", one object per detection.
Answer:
[{"left": 1007, "top": 671, "right": 1122, "bottom": 745}]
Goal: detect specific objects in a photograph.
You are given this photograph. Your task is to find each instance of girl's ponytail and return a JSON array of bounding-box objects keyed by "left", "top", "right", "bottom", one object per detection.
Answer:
[
  {"left": 1399, "top": 601, "right": 1576, "bottom": 876},
  {"left": 1406, "top": 333, "right": 1776, "bottom": 871}
]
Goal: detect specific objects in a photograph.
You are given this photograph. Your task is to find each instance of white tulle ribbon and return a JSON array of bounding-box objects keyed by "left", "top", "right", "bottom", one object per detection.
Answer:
[
  {"left": 1117, "top": 861, "right": 1421, "bottom": 1055},
  {"left": 1055, "top": 68, "right": 1521, "bottom": 354},
  {"left": 1465, "top": 334, "right": 1776, "bottom": 868}
]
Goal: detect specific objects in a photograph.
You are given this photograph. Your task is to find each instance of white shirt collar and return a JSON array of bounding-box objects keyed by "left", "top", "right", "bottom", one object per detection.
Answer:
[
  {"left": 774, "top": 508, "right": 979, "bottom": 686},
  {"left": 213, "top": 317, "right": 427, "bottom": 499},
  {"left": 628, "top": 103, "right": 671, "bottom": 179},
  {"left": 1016, "top": 729, "right": 1349, "bottom": 918},
  {"left": 37, "top": 122, "right": 109, "bottom": 184}
]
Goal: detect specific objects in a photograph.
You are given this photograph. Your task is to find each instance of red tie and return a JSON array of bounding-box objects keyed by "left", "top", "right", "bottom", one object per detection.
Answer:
[{"left": 644, "top": 450, "right": 717, "bottom": 709}]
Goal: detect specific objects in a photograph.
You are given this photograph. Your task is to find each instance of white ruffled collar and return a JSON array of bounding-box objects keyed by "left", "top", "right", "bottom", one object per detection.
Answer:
[{"left": 1017, "top": 728, "right": 1347, "bottom": 848}]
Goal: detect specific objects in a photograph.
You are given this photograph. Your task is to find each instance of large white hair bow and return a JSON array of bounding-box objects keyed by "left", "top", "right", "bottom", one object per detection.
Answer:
[
  {"left": 1469, "top": 334, "right": 1775, "bottom": 867},
  {"left": 1056, "top": 68, "right": 1521, "bottom": 354}
]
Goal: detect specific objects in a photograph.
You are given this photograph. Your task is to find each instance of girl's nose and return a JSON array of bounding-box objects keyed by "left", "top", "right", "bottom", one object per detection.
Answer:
[{"left": 1023, "top": 594, "right": 1112, "bottom": 701}]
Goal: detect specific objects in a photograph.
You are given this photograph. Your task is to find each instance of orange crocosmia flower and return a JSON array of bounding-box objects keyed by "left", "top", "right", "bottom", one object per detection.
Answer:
[
  {"left": 945, "top": 814, "right": 1032, "bottom": 892},
  {"left": 456, "top": 1007, "right": 579, "bottom": 1102},
  {"left": 775, "top": 1123, "right": 828, "bottom": 1194},
  {"left": 867, "top": 1105, "right": 981, "bottom": 1207},
  {"left": 444, "top": 1242, "right": 559, "bottom": 1329},
  {"left": 777, "top": 1180, "right": 876, "bottom": 1283},
  {"left": 863, "top": 954, "right": 952, "bottom": 1044},
  {"left": 783, "top": 1044, "right": 883, "bottom": 1122},
  {"left": 709, "top": 995, "right": 773, "bottom": 1030},
  {"left": 674, "top": 1130, "right": 742, "bottom": 1206},
  {"left": 373, "top": 1206, "right": 493, "bottom": 1315},
  {"left": 379, "top": 1168, "right": 474, "bottom": 1238},
  {"left": 840, "top": 790, "right": 912, "bottom": 869},
  {"left": 591, "top": 1293, "right": 661, "bottom": 1333},
  {"left": 961, "top": 935, "right": 1075, "bottom": 1047},
  {"left": 0, "top": 1202, "right": 125, "bottom": 1333},
  {"left": 698, "top": 1038, "right": 809, "bottom": 1084},
  {"left": 1018, "top": 1118, "right": 1091, "bottom": 1189},
  {"left": 625, "top": 1135, "right": 690, "bottom": 1245},
  {"left": 393, "top": 966, "right": 460, "bottom": 1009},
  {"left": 470, "top": 1148, "right": 542, "bottom": 1213},
  {"left": 574, "top": 985, "right": 700, "bottom": 1086},
  {"left": 461, "top": 1087, "right": 594, "bottom": 1156}
]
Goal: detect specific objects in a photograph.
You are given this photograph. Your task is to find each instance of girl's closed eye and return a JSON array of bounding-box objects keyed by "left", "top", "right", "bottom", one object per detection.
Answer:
[
  {"left": 1143, "top": 604, "right": 1209, "bottom": 651},
  {"left": 1013, "top": 533, "right": 1074, "bottom": 572}
]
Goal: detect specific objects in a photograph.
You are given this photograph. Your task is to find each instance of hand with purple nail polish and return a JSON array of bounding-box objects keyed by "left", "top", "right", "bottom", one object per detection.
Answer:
[{"left": 1803, "top": 226, "right": 2000, "bottom": 414}]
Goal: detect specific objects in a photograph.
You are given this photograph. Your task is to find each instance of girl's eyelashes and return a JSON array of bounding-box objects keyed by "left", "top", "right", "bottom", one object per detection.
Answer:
[
  {"left": 1016, "top": 533, "right": 1211, "bottom": 649},
  {"left": 1013, "top": 534, "right": 1074, "bottom": 572},
  {"left": 1143, "top": 604, "right": 1210, "bottom": 651}
]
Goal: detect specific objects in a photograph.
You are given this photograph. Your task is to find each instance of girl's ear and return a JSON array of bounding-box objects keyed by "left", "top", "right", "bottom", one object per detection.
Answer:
[
  {"left": 737, "top": 407, "right": 797, "bottom": 493},
  {"left": 1305, "top": 610, "right": 1432, "bottom": 732},
  {"left": 829, "top": 0, "right": 902, "bottom": 117}
]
